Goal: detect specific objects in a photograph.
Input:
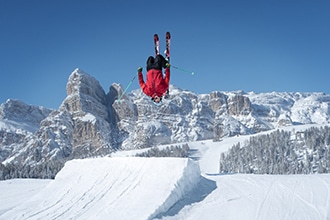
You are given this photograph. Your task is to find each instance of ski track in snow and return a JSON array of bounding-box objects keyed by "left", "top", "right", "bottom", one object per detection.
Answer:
[{"left": 1, "top": 124, "right": 330, "bottom": 219}]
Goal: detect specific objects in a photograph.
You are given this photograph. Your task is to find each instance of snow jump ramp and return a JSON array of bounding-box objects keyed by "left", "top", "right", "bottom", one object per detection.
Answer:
[{"left": 3, "top": 157, "right": 216, "bottom": 220}]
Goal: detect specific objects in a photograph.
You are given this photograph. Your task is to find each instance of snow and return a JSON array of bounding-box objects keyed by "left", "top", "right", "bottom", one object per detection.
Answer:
[
  {"left": 78, "top": 113, "right": 96, "bottom": 124},
  {"left": 0, "top": 119, "right": 38, "bottom": 134},
  {"left": 0, "top": 179, "right": 51, "bottom": 215},
  {"left": 0, "top": 157, "right": 201, "bottom": 220},
  {"left": 1, "top": 124, "right": 330, "bottom": 219},
  {"left": 177, "top": 174, "right": 330, "bottom": 220}
]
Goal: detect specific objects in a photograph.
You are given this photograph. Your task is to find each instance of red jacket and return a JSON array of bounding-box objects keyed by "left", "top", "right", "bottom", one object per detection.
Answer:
[{"left": 138, "top": 68, "right": 170, "bottom": 98}]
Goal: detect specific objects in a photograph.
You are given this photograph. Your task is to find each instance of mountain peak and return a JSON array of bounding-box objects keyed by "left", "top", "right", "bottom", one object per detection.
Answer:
[
  {"left": 0, "top": 98, "right": 51, "bottom": 127},
  {"left": 66, "top": 68, "right": 103, "bottom": 97},
  {"left": 61, "top": 69, "right": 108, "bottom": 118}
]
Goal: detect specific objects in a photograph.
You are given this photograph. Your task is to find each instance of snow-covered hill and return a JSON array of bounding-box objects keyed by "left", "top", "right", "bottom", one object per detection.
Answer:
[
  {"left": 0, "top": 157, "right": 203, "bottom": 219},
  {"left": 1, "top": 125, "right": 330, "bottom": 219}
]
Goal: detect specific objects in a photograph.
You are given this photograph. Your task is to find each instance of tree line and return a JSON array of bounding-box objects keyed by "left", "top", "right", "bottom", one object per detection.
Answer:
[
  {"left": 0, "top": 144, "right": 190, "bottom": 180},
  {"left": 135, "top": 144, "right": 190, "bottom": 158},
  {"left": 219, "top": 126, "right": 330, "bottom": 174},
  {"left": 0, "top": 160, "right": 64, "bottom": 180}
]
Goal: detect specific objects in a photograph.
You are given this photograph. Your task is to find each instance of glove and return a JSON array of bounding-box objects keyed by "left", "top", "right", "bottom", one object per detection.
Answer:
[
  {"left": 165, "top": 63, "right": 171, "bottom": 68},
  {"left": 137, "top": 67, "right": 143, "bottom": 72}
]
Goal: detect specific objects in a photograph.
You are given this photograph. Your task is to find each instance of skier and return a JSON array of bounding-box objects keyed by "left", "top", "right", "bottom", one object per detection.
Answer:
[{"left": 138, "top": 54, "right": 170, "bottom": 104}]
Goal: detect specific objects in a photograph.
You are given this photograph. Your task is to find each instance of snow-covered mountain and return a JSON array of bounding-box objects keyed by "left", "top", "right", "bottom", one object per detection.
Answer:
[
  {"left": 1, "top": 68, "right": 330, "bottom": 179},
  {"left": 0, "top": 99, "right": 52, "bottom": 163}
]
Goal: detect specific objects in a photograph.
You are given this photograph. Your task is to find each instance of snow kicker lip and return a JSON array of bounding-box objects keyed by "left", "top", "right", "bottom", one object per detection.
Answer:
[{"left": 1, "top": 157, "right": 216, "bottom": 219}]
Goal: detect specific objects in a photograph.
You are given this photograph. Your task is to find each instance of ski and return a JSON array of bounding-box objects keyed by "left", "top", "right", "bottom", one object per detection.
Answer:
[
  {"left": 165, "top": 32, "right": 171, "bottom": 62},
  {"left": 164, "top": 32, "right": 171, "bottom": 100},
  {"left": 154, "top": 34, "right": 159, "bottom": 56}
]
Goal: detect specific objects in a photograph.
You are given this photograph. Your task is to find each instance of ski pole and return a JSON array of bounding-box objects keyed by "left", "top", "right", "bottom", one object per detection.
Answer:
[
  {"left": 171, "top": 65, "right": 195, "bottom": 75},
  {"left": 117, "top": 73, "right": 138, "bottom": 103}
]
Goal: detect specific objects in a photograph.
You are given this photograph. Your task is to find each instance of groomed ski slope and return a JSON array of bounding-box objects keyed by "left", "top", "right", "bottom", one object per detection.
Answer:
[
  {"left": 176, "top": 174, "right": 330, "bottom": 220},
  {"left": 0, "top": 157, "right": 208, "bottom": 220}
]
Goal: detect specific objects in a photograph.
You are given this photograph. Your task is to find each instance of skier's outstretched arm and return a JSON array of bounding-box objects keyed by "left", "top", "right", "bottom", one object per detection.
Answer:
[{"left": 138, "top": 71, "right": 148, "bottom": 94}]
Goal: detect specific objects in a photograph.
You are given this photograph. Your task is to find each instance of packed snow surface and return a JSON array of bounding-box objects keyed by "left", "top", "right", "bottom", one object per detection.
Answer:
[
  {"left": 1, "top": 124, "right": 330, "bottom": 219},
  {"left": 177, "top": 174, "right": 330, "bottom": 220},
  {"left": 0, "top": 157, "right": 203, "bottom": 220}
]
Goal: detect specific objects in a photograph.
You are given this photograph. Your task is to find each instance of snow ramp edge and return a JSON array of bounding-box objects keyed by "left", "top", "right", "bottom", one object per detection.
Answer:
[{"left": 1, "top": 157, "right": 214, "bottom": 220}]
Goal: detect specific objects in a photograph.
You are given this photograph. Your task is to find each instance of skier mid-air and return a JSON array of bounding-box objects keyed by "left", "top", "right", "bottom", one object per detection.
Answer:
[
  {"left": 138, "top": 54, "right": 170, "bottom": 104},
  {"left": 137, "top": 32, "right": 171, "bottom": 105},
  {"left": 116, "top": 32, "right": 193, "bottom": 104}
]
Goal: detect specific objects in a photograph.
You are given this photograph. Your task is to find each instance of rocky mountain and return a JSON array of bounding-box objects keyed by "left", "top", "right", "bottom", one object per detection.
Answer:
[
  {"left": 0, "top": 99, "right": 52, "bottom": 163},
  {"left": 1, "top": 68, "right": 330, "bottom": 179}
]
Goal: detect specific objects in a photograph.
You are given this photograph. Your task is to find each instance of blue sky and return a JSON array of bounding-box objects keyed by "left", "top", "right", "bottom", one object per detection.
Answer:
[{"left": 1, "top": 0, "right": 329, "bottom": 109}]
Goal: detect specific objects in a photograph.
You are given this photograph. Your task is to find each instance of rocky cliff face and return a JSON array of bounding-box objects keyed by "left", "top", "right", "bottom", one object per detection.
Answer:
[
  {"left": 112, "top": 86, "right": 330, "bottom": 149},
  {"left": 28, "top": 69, "right": 119, "bottom": 163},
  {"left": 0, "top": 99, "right": 52, "bottom": 162},
  {"left": 0, "top": 69, "right": 120, "bottom": 179},
  {"left": 1, "top": 68, "right": 330, "bottom": 179}
]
